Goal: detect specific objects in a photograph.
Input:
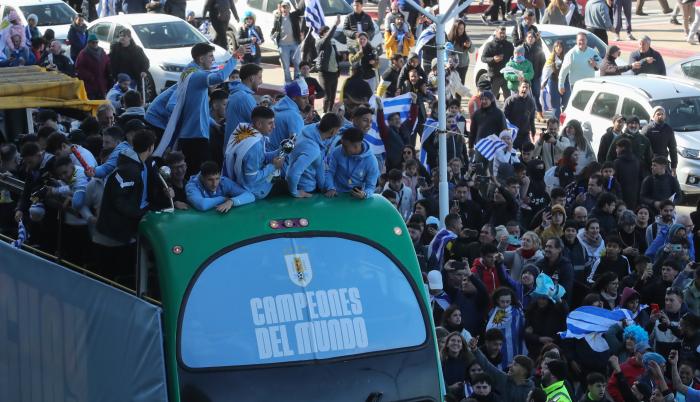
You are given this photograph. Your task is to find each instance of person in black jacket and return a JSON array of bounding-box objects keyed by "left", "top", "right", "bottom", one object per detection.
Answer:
[
  {"left": 315, "top": 19, "right": 341, "bottom": 113},
  {"left": 468, "top": 90, "right": 507, "bottom": 150},
  {"left": 203, "top": 0, "right": 240, "bottom": 50},
  {"left": 480, "top": 26, "right": 515, "bottom": 100},
  {"left": 237, "top": 11, "right": 264, "bottom": 64},
  {"left": 599, "top": 45, "right": 641, "bottom": 76},
  {"left": 524, "top": 30, "right": 546, "bottom": 122},
  {"left": 639, "top": 156, "right": 682, "bottom": 211},
  {"left": 642, "top": 106, "right": 677, "bottom": 174},
  {"left": 613, "top": 138, "right": 643, "bottom": 209},
  {"left": 628, "top": 36, "right": 665, "bottom": 76},
  {"left": 504, "top": 81, "right": 536, "bottom": 149},
  {"left": 597, "top": 114, "right": 626, "bottom": 163},
  {"left": 40, "top": 40, "right": 75, "bottom": 76},
  {"left": 95, "top": 129, "right": 171, "bottom": 283},
  {"left": 342, "top": 0, "right": 375, "bottom": 46},
  {"left": 109, "top": 29, "right": 149, "bottom": 95},
  {"left": 67, "top": 14, "right": 87, "bottom": 62},
  {"left": 271, "top": 0, "right": 303, "bottom": 83}
]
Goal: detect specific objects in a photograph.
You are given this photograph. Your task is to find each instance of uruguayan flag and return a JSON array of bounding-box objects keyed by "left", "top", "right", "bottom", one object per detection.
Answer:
[
  {"left": 415, "top": 24, "right": 436, "bottom": 57},
  {"left": 382, "top": 93, "right": 412, "bottom": 123},
  {"left": 304, "top": 0, "right": 326, "bottom": 34},
  {"left": 419, "top": 117, "right": 438, "bottom": 172},
  {"left": 12, "top": 219, "right": 27, "bottom": 249},
  {"left": 475, "top": 134, "right": 506, "bottom": 160},
  {"left": 506, "top": 119, "right": 518, "bottom": 139},
  {"left": 559, "top": 306, "right": 633, "bottom": 351}
]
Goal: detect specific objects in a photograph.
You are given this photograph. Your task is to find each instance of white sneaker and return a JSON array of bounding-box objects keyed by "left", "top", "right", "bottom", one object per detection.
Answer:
[{"left": 627, "top": 33, "right": 636, "bottom": 40}]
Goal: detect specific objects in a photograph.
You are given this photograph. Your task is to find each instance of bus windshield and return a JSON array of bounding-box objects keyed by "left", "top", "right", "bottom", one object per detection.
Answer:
[{"left": 179, "top": 236, "right": 427, "bottom": 369}]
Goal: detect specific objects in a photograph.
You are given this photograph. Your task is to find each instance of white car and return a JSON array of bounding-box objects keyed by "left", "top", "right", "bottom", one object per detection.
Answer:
[
  {"left": 472, "top": 24, "right": 608, "bottom": 87},
  {"left": 668, "top": 56, "right": 700, "bottom": 84},
  {"left": 0, "top": 0, "right": 77, "bottom": 48},
  {"left": 87, "top": 13, "right": 231, "bottom": 101},
  {"left": 562, "top": 74, "right": 700, "bottom": 195},
  {"left": 187, "top": 0, "right": 382, "bottom": 56}
]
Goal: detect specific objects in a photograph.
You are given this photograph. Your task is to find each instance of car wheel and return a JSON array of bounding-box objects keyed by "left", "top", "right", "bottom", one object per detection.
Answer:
[
  {"left": 143, "top": 72, "right": 157, "bottom": 103},
  {"left": 226, "top": 29, "right": 237, "bottom": 53}
]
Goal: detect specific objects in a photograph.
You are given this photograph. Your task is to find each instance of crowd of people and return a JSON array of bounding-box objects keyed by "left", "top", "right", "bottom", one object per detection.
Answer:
[{"left": 1, "top": 1, "right": 700, "bottom": 402}]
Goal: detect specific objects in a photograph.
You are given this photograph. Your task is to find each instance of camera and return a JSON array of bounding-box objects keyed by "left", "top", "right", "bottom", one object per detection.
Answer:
[{"left": 541, "top": 127, "right": 553, "bottom": 142}]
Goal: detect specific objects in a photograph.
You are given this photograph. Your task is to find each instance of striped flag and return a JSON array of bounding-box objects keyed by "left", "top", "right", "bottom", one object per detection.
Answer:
[
  {"left": 12, "top": 219, "right": 27, "bottom": 249},
  {"left": 486, "top": 306, "right": 526, "bottom": 370},
  {"left": 414, "top": 24, "right": 436, "bottom": 57},
  {"left": 304, "top": 0, "right": 326, "bottom": 34},
  {"left": 419, "top": 117, "right": 438, "bottom": 172},
  {"left": 475, "top": 134, "right": 506, "bottom": 160},
  {"left": 506, "top": 119, "right": 518, "bottom": 139},
  {"left": 382, "top": 93, "right": 412, "bottom": 123},
  {"left": 559, "top": 306, "right": 633, "bottom": 351}
]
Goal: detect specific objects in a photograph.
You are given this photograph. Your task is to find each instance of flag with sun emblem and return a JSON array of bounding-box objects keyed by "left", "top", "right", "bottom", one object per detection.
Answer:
[
  {"left": 485, "top": 305, "right": 526, "bottom": 370},
  {"left": 285, "top": 253, "right": 313, "bottom": 287}
]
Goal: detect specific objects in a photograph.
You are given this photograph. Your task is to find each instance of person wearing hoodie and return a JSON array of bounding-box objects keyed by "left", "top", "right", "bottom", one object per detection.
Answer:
[
  {"left": 468, "top": 90, "right": 508, "bottom": 151},
  {"left": 578, "top": 218, "right": 606, "bottom": 272},
  {"left": 224, "top": 63, "right": 263, "bottom": 148},
  {"left": 600, "top": 45, "right": 641, "bottom": 76},
  {"left": 503, "top": 46, "right": 535, "bottom": 94},
  {"left": 524, "top": 273, "right": 568, "bottom": 358},
  {"left": 269, "top": 79, "right": 307, "bottom": 151},
  {"left": 224, "top": 106, "right": 283, "bottom": 199},
  {"left": 523, "top": 159, "right": 551, "bottom": 228},
  {"left": 109, "top": 29, "right": 149, "bottom": 94},
  {"left": 185, "top": 160, "right": 254, "bottom": 212},
  {"left": 642, "top": 106, "right": 678, "bottom": 174},
  {"left": 106, "top": 73, "right": 132, "bottom": 110},
  {"left": 468, "top": 336, "right": 535, "bottom": 402},
  {"left": 584, "top": 0, "right": 614, "bottom": 44},
  {"left": 324, "top": 127, "right": 379, "bottom": 200},
  {"left": 155, "top": 43, "right": 242, "bottom": 178},
  {"left": 145, "top": 83, "right": 176, "bottom": 133},
  {"left": 286, "top": 113, "right": 342, "bottom": 198},
  {"left": 640, "top": 157, "right": 682, "bottom": 215},
  {"left": 96, "top": 129, "right": 171, "bottom": 246}
]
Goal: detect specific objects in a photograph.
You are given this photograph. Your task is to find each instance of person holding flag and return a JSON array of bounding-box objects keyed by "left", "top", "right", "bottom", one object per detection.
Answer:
[
  {"left": 154, "top": 42, "right": 247, "bottom": 178},
  {"left": 237, "top": 11, "right": 264, "bottom": 65}
]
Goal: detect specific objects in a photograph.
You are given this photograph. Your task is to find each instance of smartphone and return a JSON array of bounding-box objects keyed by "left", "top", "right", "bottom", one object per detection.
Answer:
[
  {"left": 650, "top": 303, "right": 660, "bottom": 314},
  {"left": 452, "top": 200, "right": 459, "bottom": 208},
  {"left": 671, "top": 244, "right": 683, "bottom": 252}
]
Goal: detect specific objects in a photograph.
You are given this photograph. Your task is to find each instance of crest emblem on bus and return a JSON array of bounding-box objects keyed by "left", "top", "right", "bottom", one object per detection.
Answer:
[{"left": 285, "top": 253, "right": 313, "bottom": 286}]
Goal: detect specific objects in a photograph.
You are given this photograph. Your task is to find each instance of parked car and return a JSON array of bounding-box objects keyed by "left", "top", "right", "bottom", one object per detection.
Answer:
[
  {"left": 472, "top": 24, "right": 608, "bottom": 87},
  {"left": 0, "top": 0, "right": 77, "bottom": 52},
  {"left": 186, "top": 0, "right": 383, "bottom": 56},
  {"left": 562, "top": 74, "right": 700, "bottom": 195},
  {"left": 87, "top": 13, "right": 231, "bottom": 101},
  {"left": 668, "top": 55, "right": 700, "bottom": 83}
]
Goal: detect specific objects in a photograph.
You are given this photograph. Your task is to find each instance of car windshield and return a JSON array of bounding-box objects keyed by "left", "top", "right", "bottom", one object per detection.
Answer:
[
  {"left": 651, "top": 97, "right": 700, "bottom": 132},
  {"left": 541, "top": 34, "right": 606, "bottom": 59},
  {"left": 132, "top": 21, "right": 207, "bottom": 49},
  {"left": 20, "top": 3, "right": 75, "bottom": 26},
  {"left": 180, "top": 236, "right": 426, "bottom": 368},
  {"left": 318, "top": 0, "right": 353, "bottom": 15}
]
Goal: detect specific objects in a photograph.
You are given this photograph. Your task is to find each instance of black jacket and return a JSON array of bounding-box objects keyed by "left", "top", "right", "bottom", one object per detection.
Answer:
[
  {"left": 525, "top": 41, "right": 546, "bottom": 78},
  {"left": 271, "top": 9, "right": 303, "bottom": 46},
  {"left": 109, "top": 42, "right": 149, "bottom": 83},
  {"left": 613, "top": 150, "right": 643, "bottom": 208},
  {"left": 512, "top": 23, "right": 538, "bottom": 47},
  {"left": 642, "top": 121, "right": 677, "bottom": 168},
  {"left": 96, "top": 152, "right": 169, "bottom": 243},
  {"left": 629, "top": 48, "right": 665, "bottom": 75},
  {"left": 639, "top": 172, "right": 682, "bottom": 207},
  {"left": 342, "top": 11, "right": 375, "bottom": 40},
  {"left": 469, "top": 104, "right": 507, "bottom": 147},
  {"left": 503, "top": 93, "right": 536, "bottom": 148},
  {"left": 40, "top": 52, "right": 74, "bottom": 76},
  {"left": 537, "top": 255, "right": 574, "bottom": 304},
  {"left": 203, "top": 0, "right": 239, "bottom": 22},
  {"left": 237, "top": 25, "right": 264, "bottom": 62},
  {"left": 597, "top": 127, "right": 620, "bottom": 163},
  {"left": 315, "top": 25, "right": 340, "bottom": 73},
  {"left": 480, "top": 38, "right": 515, "bottom": 78}
]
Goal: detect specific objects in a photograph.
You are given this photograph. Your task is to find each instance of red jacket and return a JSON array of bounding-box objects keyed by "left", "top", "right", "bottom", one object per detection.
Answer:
[
  {"left": 471, "top": 258, "right": 501, "bottom": 295},
  {"left": 607, "top": 357, "right": 645, "bottom": 402},
  {"left": 75, "top": 47, "right": 111, "bottom": 100}
]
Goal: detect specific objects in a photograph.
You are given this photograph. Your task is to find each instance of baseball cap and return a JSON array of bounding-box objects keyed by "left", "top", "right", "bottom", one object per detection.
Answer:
[
  {"left": 284, "top": 79, "right": 309, "bottom": 98},
  {"left": 612, "top": 114, "right": 626, "bottom": 123},
  {"left": 427, "top": 270, "right": 443, "bottom": 290},
  {"left": 426, "top": 216, "right": 440, "bottom": 226}
]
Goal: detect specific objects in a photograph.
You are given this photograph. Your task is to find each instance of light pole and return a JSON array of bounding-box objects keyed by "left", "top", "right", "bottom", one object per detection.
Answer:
[{"left": 403, "top": 0, "right": 473, "bottom": 227}]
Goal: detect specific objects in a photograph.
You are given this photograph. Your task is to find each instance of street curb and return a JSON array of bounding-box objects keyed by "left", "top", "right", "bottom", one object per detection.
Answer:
[{"left": 611, "top": 40, "right": 697, "bottom": 60}]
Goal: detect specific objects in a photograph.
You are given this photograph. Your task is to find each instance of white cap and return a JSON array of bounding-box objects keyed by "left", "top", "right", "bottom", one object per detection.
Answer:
[{"left": 427, "top": 270, "right": 443, "bottom": 290}]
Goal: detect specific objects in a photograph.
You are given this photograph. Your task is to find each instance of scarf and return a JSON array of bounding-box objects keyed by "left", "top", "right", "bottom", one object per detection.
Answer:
[{"left": 520, "top": 248, "right": 537, "bottom": 259}]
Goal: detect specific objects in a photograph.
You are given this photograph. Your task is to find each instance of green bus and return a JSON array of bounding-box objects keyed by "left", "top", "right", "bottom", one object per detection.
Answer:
[{"left": 136, "top": 194, "right": 443, "bottom": 401}]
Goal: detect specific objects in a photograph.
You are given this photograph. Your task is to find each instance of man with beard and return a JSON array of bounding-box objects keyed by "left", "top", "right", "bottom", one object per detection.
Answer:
[
  {"left": 443, "top": 260, "right": 489, "bottom": 336},
  {"left": 606, "top": 116, "right": 653, "bottom": 173},
  {"left": 640, "top": 158, "right": 682, "bottom": 217},
  {"left": 469, "top": 336, "right": 535, "bottom": 402},
  {"left": 504, "top": 81, "right": 536, "bottom": 149},
  {"left": 642, "top": 106, "right": 677, "bottom": 175},
  {"left": 541, "top": 360, "right": 572, "bottom": 402},
  {"left": 598, "top": 114, "right": 626, "bottom": 163},
  {"left": 469, "top": 90, "right": 507, "bottom": 153},
  {"left": 537, "top": 237, "right": 574, "bottom": 304},
  {"left": 480, "top": 26, "right": 515, "bottom": 100}
]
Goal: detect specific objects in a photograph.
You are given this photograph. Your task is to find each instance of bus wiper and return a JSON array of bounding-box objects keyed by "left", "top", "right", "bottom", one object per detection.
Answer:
[{"left": 365, "top": 392, "right": 383, "bottom": 402}]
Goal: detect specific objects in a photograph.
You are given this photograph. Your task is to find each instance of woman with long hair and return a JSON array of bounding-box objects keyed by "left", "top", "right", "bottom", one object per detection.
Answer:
[
  {"left": 591, "top": 271, "right": 620, "bottom": 309},
  {"left": 440, "top": 332, "right": 473, "bottom": 390},
  {"left": 542, "top": 0, "right": 569, "bottom": 24},
  {"left": 441, "top": 305, "right": 473, "bottom": 341},
  {"left": 635, "top": 204, "right": 651, "bottom": 232},
  {"left": 540, "top": 40, "right": 568, "bottom": 119},
  {"left": 561, "top": 119, "right": 596, "bottom": 174},
  {"left": 617, "top": 210, "right": 648, "bottom": 257},
  {"left": 447, "top": 19, "right": 474, "bottom": 85}
]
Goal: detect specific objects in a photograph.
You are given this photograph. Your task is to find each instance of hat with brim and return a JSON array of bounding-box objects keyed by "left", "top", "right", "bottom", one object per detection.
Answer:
[{"left": 532, "top": 272, "right": 566, "bottom": 302}]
